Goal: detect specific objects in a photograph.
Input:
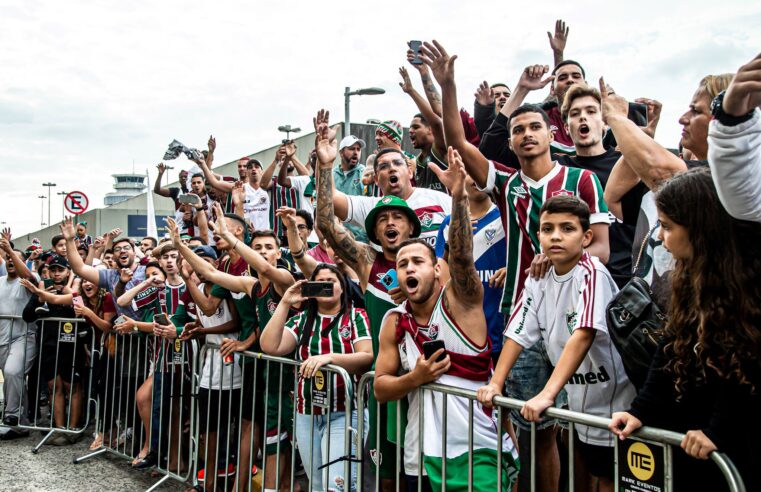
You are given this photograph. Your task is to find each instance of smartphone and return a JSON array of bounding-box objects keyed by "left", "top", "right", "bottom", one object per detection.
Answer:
[
  {"left": 301, "top": 281, "right": 334, "bottom": 298},
  {"left": 72, "top": 295, "right": 84, "bottom": 308},
  {"left": 179, "top": 193, "right": 202, "bottom": 207},
  {"left": 114, "top": 315, "right": 128, "bottom": 326},
  {"left": 628, "top": 102, "right": 649, "bottom": 126},
  {"left": 154, "top": 313, "right": 170, "bottom": 326},
  {"left": 422, "top": 339, "right": 447, "bottom": 362},
  {"left": 380, "top": 270, "right": 398, "bottom": 291},
  {"left": 409, "top": 40, "right": 423, "bottom": 65}
]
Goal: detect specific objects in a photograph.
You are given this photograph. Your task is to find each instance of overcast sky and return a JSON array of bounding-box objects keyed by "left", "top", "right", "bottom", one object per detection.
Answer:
[{"left": 2, "top": 0, "right": 760, "bottom": 237}]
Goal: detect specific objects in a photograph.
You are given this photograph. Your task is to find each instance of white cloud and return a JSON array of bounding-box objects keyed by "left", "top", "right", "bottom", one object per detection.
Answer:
[{"left": 1, "top": 0, "right": 760, "bottom": 235}]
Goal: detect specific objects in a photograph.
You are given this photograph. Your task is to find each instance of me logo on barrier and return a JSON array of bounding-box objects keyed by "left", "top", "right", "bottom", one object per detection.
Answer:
[{"left": 627, "top": 442, "right": 655, "bottom": 481}]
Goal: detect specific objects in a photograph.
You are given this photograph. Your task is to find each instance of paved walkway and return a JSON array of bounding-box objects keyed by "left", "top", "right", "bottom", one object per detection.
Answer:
[{"left": 0, "top": 428, "right": 184, "bottom": 492}]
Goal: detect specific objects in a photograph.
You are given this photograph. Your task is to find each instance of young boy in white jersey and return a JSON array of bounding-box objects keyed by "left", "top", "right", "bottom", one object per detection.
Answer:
[{"left": 478, "top": 195, "right": 635, "bottom": 491}]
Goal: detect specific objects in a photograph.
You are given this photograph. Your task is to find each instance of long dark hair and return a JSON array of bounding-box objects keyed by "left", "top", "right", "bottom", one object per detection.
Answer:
[
  {"left": 298, "top": 263, "right": 352, "bottom": 349},
  {"left": 655, "top": 167, "right": 761, "bottom": 394}
]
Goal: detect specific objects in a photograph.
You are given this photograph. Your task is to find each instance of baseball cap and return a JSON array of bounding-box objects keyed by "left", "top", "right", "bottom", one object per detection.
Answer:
[
  {"left": 364, "top": 195, "right": 421, "bottom": 245},
  {"left": 48, "top": 255, "right": 70, "bottom": 270},
  {"left": 193, "top": 245, "right": 218, "bottom": 260},
  {"left": 339, "top": 135, "right": 366, "bottom": 151}
]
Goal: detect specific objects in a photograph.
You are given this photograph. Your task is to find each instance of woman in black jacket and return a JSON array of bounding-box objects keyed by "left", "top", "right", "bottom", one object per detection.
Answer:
[{"left": 609, "top": 167, "right": 761, "bottom": 491}]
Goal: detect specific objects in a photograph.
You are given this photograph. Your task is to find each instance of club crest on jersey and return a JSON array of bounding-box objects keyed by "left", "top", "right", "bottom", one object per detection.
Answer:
[
  {"left": 566, "top": 310, "right": 578, "bottom": 333},
  {"left": 484, "top": 227, "right": 497, "bottom": 244},
  {"left": 511, "top": 185, "right": 528, "bottom": 198},
  {"left": 339, "top": 324, "right": 351, "bottom": 340},
  {"left": 419, "top": 212, "right": 434, "bottom": 228},
  {"left": 428, "top": 323, "right": 440, "bottom": 340},
  {"left": 267, "top": 299, "right": 278, "bottom": 315},
  {"left": 552, "top": 189, "right": 574, "bottom": 197}
]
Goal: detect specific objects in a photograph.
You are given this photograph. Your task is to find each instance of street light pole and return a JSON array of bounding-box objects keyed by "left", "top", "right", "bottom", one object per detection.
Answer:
[
  {"left": 57, "top": 190, "right": 67, "bottom": 221},
  {"left": 42, "top": 182, "right": 56, "bottom": 226},
  {"left": 38, "top": 195, "right": 46, "bottom": 228},
  {"left": 344, "top": 86, "right": 386, "bottom": 138}
]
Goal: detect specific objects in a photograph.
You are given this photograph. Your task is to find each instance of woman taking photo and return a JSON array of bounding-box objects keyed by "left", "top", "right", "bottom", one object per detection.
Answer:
[
  {"left": 610, "top": 167, "right": 760, "bottom": 491},
  {"left": 260, "top": 263, "right": 373, "bottom": 492}
]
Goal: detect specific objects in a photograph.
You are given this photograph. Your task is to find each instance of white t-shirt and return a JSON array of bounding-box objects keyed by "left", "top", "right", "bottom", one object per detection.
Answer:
[
  {"left": 0, "top": 275, "right": 39, "bottom": 344},
  {"left": 505, "top": 253, "right": 636, "bottom": 446},
  {"left": 346, "top": 187, "right": 452, "bottom": 248},
  {"left": 243, "top": 183, "right": 271, "bottom": 232},
  {"left": 197, "top": 285, "right": 242, "bottom": 389}
]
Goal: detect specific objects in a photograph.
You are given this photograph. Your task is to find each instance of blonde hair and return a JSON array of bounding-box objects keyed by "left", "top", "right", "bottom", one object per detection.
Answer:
[{"left": 698, "top": 74, "right": 734, "bottom": 99}]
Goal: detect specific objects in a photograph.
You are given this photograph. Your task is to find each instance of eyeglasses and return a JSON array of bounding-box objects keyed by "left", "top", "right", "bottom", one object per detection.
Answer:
[{"left": 113, "top": 245, "right": 133, "bottom": 253}]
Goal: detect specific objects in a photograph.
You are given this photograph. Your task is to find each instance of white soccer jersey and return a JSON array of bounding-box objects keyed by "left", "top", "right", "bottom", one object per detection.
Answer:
[
  {"left": 197, "top": 285, "right": 242, "bottom": 390},
  {"left": 346, "top": 187, "right": 452, "bottom": 248},
  {"left": 505, "top": 253, "right": 636, "bottom": 446},
  {"left": 243, "top": 183, "right": 270, "bottom": 232}
]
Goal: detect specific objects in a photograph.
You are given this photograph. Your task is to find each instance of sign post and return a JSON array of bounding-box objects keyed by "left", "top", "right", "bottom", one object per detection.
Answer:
[{"left": 64, "top": 191, "right": 89, "bottom": 215}]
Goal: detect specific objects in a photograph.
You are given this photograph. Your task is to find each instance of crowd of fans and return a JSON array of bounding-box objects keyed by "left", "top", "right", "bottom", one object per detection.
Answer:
[{"left": 1, "top": 19, "right": 760, "bottom": 492}]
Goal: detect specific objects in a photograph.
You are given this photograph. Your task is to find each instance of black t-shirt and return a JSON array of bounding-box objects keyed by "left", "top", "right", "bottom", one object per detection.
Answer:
[{"left": 556, "top": 148, "right": 649, "bottom": 288}]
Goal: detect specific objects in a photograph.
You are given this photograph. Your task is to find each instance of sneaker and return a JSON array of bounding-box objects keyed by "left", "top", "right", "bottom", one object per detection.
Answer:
[
  {"left": 2, "top": 414, "right": 19, "bottom": 427},
  {"left": 35, "top": 303, "right": 50, "bottom": 316}
]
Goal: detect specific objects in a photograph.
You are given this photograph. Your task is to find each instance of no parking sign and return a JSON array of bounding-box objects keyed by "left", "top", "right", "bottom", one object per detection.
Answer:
[{"left": 64, "top": 191, "right": 89, "bottom": 215}]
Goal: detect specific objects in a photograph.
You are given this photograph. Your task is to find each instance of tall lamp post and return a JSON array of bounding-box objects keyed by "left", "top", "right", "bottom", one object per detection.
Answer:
[
  {"left": 38, "top": 195, "right": 46, "bottom": 228},
  {"left": 56, "top": 190, "right": 67, "bottom": 221},
  {"left": 344, "top": 87, "right": 385, "bottom": 137},
  {"left": 42, "top": 182, "right": 56, "bottom": 227}
]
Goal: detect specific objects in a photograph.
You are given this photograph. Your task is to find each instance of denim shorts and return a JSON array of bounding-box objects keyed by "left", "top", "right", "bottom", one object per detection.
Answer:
[{"left": 505, "top": 341, "right": 568, "bottom": 431}]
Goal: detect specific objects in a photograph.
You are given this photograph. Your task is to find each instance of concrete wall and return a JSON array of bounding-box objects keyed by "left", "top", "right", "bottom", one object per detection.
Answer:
[{"left": 14, "top": 122, "right": 415, "bottom": 250}]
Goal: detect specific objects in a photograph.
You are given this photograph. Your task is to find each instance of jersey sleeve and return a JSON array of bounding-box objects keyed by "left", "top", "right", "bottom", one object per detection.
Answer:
[
  {"left": 352, "top": 308, "right": 372, "bottom": 343},
  {"left": 346, "top": 195, "right": 381, "bottom": 230},
  {"left": 504, "top": 279, "right": 542, "bottom": 349},
  {"left": 573, "top": 262, "right": 616, "bottom": 333},
  {"left": 209, "top": 284, "right": 231, "bottom": 299},
  {"left": 284, "top": 311, "right": 304, "bottom": 343},
  {"left": 434, "top": 217, "right": 451, "bottom": 258},
  {"left": 577, "top": 170, "right": 610, "bottom": 224}
]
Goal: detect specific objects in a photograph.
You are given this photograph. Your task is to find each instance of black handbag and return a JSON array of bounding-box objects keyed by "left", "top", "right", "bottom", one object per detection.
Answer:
[{"left": 606, "top": 227, "right": 667, "bottom": 391}]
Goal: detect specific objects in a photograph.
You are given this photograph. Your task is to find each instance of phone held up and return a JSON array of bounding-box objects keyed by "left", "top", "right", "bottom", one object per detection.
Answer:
[
  {"left": 409, "top": 40, "right": 423, "bottom": 65},
  {"left": 422, "top": 339, "right": 447, "bottom": 362},
  {"left": 301, "top": 281, "right": 334, "bottom": 298}
]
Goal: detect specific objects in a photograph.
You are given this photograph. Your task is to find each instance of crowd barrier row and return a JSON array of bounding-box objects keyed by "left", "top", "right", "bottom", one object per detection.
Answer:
[{"left": 0, "top": 316, "right": 748, "bottom": 492}]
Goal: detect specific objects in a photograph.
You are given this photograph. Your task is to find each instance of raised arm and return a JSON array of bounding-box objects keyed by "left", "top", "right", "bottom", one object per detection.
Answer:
[
  {"left": 600, "top": 78, "right": 686, "bottom": 189},
  {"left": 153, "top": 162, "right": 175, "bottom": 198},
  {"left": 548, "top": 19, "right": 569, "bottom": 68},
  {"left": 277, "top": 207, "right": 320, "bottom": 277},
  {"left": 314, "top": 110, "right": 375, "bottom": 282},
  {"left": 60, "top": 217, "right": 101, "bottom": 285},
  {"left": 212, "top": 203, "right": 293, "bottom": 291},
  {"left": 260, "top": 146, "right": 285, "bottom": 191},
  {"left": 400, "top": 66, "right": 446, "bottom": 157},
  {"left": 166, "top": 216, "right": 254, "bottom": 295},
  {"left": 421, "top": 40, "right": 491, "bottom": 188},
  {"left": 433, "top": 148, "right": 483, "bottom": 309}
]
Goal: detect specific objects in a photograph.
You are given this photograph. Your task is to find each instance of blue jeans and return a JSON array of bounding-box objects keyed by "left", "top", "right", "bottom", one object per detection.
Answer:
[{"left": 294, "top": 409, "right": 366, "bottom": 492}]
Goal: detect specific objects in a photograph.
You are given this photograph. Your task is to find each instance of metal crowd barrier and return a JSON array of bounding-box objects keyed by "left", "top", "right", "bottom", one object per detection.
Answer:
[
  {"left": 73, "top": 333, "right": 199, "bottom": 492},
  {"left": 187, "top": 343, "right": 359, "bottom": 492},
  {"left": 0, "top": 315, "right": 98, "bottom": 453},
  {"left": 355, "top": 371, "right": 747, "bottom": 492}
]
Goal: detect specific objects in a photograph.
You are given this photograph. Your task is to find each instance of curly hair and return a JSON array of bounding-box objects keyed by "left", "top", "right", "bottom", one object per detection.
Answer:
[{"left": 655, "top": 167, "right": 761, "bottom": 395}]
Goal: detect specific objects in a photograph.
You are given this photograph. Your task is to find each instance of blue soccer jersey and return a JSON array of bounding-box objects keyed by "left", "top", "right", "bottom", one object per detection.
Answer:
[{"left": 436, "top": 204, "right": 507, "bottom": 353}]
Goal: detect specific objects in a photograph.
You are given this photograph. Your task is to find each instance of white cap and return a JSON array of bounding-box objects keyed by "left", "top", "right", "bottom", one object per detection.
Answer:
[{"left": 338, "top": 135, "right": 366, "bottom": 151}]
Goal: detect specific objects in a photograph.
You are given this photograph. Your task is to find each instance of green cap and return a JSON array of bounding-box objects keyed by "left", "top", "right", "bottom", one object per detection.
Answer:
[{"left": 364, "top": 195, "right": 421, "bottom": 245}]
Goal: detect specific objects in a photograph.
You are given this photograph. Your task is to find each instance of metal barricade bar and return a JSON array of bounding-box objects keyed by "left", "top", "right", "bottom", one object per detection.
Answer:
[
  {"left": 355, "top": 371, "right": 747, "bottom": 492},
  {"left": 0, "top": 315, "right": 98, "bottom": 454}
]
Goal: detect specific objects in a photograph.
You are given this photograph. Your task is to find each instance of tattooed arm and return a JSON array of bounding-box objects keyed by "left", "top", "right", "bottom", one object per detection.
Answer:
[
  {"left": 430, "top": 147, "right": 487, "bottom": 344},
  {"left": 314, "top": 110, "right": 376, "bottom": 285}
]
